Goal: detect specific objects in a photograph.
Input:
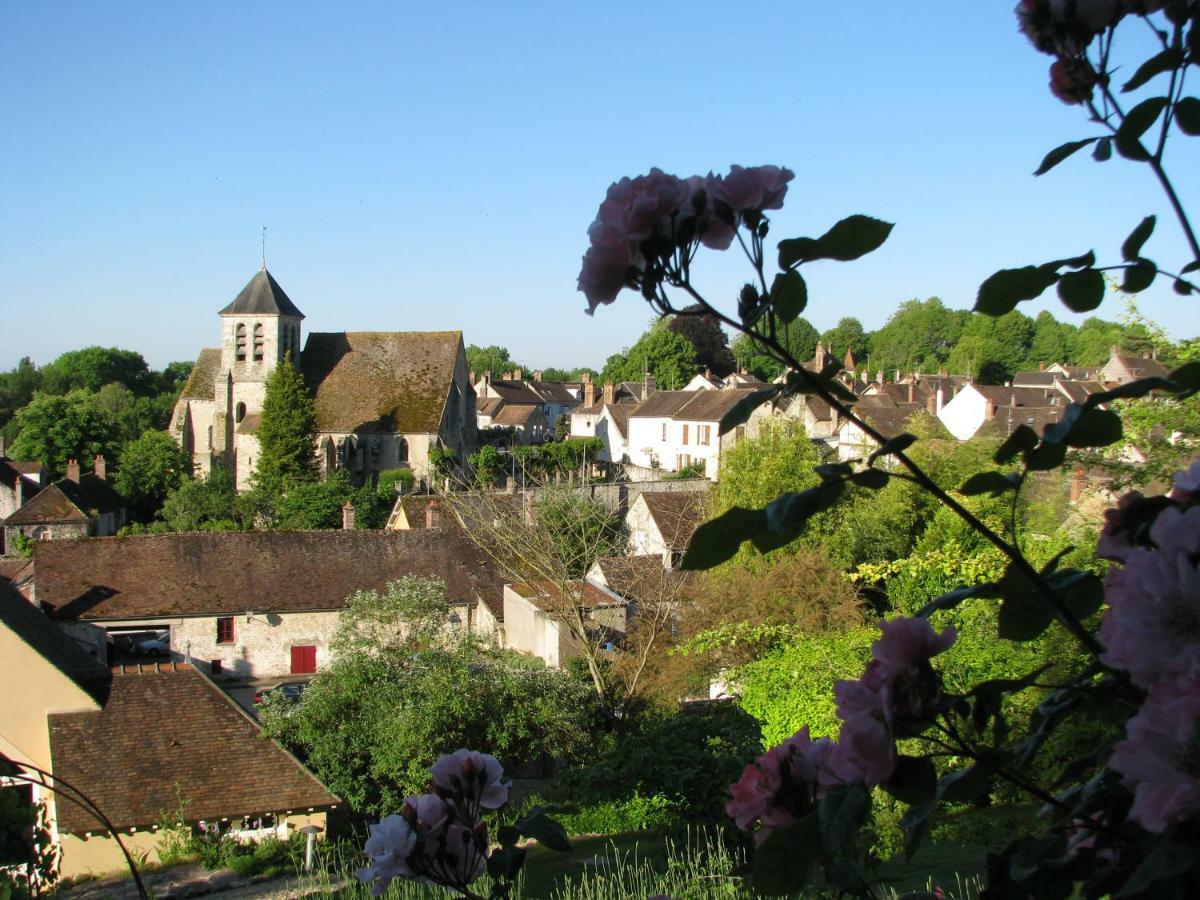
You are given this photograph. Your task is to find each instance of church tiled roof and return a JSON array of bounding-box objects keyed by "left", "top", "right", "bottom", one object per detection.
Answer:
[
  {"left": 219, "top": 268, "right": 305, "bottom": 318},
  {"left": 177, "top": 348, "right": 221, "bottom": 401},
  {"left": 301, "top": 331, "right": 462, "bottom": 434}
]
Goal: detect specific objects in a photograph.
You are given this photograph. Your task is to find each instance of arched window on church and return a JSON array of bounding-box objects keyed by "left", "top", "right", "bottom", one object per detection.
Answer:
[
  {"left": 396, "top": 437, "right": 409, "bottom": 465},
  {"left": 235, "top": 323, "right": 247, "bottom": 362},
  {"left": 252, "top": 323, "right": 264, "bottom": 362},
  {"left": 235, "top": 402, "right": 246, "bottom": 424}
]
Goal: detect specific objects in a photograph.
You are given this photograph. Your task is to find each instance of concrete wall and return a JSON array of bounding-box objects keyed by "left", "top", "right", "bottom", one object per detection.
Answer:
[{"left": 625, "top": 495, "right": 664, "bottom": 557}]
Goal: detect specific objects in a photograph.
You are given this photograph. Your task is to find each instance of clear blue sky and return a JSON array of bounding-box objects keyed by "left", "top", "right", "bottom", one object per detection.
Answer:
[{"left": 2, "top": 2, "right": 1197, "bottom": 372}]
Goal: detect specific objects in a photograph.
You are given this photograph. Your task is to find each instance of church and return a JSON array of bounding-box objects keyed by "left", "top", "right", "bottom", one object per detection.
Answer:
[{"left": 169, "top": 268, "right": 477, "bottom": 490}]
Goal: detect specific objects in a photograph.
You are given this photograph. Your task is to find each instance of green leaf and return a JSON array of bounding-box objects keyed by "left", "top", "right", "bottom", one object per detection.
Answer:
[
  {"left": 1024, "top": 440, "right": 1067, "bottom": 471},
  {"left": 850, "top": 468, "right": 889, "bottom": 490},
  {"left": 1114, "top": 96, "right": 1168, "bottom": 160},
  {"left": 718, "top": 384, "right": 781, "bottom": 433},
  {"left": 1122, "top": 47, "right": 1184, "bottom": 92},
  {"left": 1118, "top": 839, "right": 1196, "bottom": 897},
  {"left": 497, "top": 825, "right": 520, "bottom": 848},
  {"left": 868, "top": 432, "right": 917, "bottom": 466},
  {"left": 818, "top": 783, "right": 870, "bottom": 853},
  {"left": 516, "top": 811, "right": 571, "bottom": 852},
  {"left": 1175, "top": 277, "right": 1195, "bottom": 295},
  {"left": 937, "top": 765, "right": 991, "bottom": 804},
  {"left": 1056, "top": 268, "right": 1106, "bottom": 312},
  {"left": 1169, "top": 361, "right": 1200, "bottom": 396},
  {"left": 997, "top": 567, "right": 1054, "bottom": 641},
  {"left": 959, "top": 471, "right": 1017, "bottom": 497},
  {"left": 915, "top": 582, "right": 1000, "bottom": 619},
  {"left": 975, "top": 265, "right": 1059, "bottom": 316},
  {"left": 1092, "top": 136, "right": 1112, "bottom": 161},
  {"left": 770, "top": 270, "right": 808, "bottom": 323},
  {"left": 681, "top": 506, "right": 767, "bottom": 570},
  {"left": 994, "top": 425, "right": 1038, "bottom": 465},
  {"left": 900, "top": 801, "right": 935, "bottom": 861},
  {"left": 1033, "top": 138, "right": 1098, "bottom": 176},
  {"left": 1174, "top": 96, "right": 1200, "bottom": 136},
  {"left": 779, "top": 215, "right": 894, "bottom": 267},
  {"left": 753, "top": 814, "right": 820, "bottom": 896},
  {"left": 1122, "top": 255, "right": 1157, "bottom": 291},
  {"left": 1121, "top": 215, "right": 1156, "bottom": 261},
  {"left": 885, "top": 756, "right": 938, "bottom": 805},
  {"left": 1063, "top": 407, "right": 1123, "bottom": 448},
  {"left": 762, "top": 482, "right": 845, "bottom": 540},
  {"left": 1084, "top": 376, "right": 1173, "bottom": 406}
]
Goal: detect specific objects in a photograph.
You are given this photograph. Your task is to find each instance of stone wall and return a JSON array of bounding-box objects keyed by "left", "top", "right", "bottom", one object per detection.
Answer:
[{"left": 173, "top": 610, "right": 341, "bottom": 681}]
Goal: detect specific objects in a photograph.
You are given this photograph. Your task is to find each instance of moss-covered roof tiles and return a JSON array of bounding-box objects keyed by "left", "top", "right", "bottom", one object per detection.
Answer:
[
  {"left": 300, "top": 331, "right": 462, "bottom": 434},
  {"left": 178, "top": 348, "right": 221, "bottom": 401}
]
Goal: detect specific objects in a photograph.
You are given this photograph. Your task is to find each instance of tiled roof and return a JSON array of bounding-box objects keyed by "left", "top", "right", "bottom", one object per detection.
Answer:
[
  {"left": 35, "top": 529, "right": 504, "bottom": 622},
  {"left": 978, "top": 406, "right": 1065, "bottom": 439},
  {"left": 48, "top": 664, "right": 337, "bottom": 834},
  {"left": 531, "top": 381, "right": 579, "bottom": 404},
  {"left": 1, "top": 458, "right": 42, "bottom": 493},
  {"left": 493, "top": 404, "right": 542, "bottom": 427},
  {"left": 854, "top": 402, "right": 925, "bottom": 438},
  {"left": 0, "top": 558, "right": 33, "bottom": 589},
  {"left": 11, "top": 461, "right": 43, "bottom": 478},
  {"left": 673, "top": 387, "right": 773, "bottom": 424},
  {"left": 970, "top": 385, "right": 1060, "bottom": 407},
  {"left": 4, "top": 475, "right": 123, "bottom": 526},
  {"left": 488, "top": 381, "right": 544, "bottom": 405},
  {"left": 592, "top": 555, "right": 690, "bottom": 603},
  {"left": 218, "top": 268, "right": 305, "bottom": 318},
  {"left": 1056, "top": 380, "right": 1105, "bottom": 403},
  {"left": 509, "top": 580, "right": 622, "bottom": 610},
  {"left": 0, "top": 580, "right": 105, "bottom": 685},
  {"left": 477, "top": 397, "right": 503, "bottom": 416},
  {"left": 301, "top": 331, "right": 462, "bottom": 434},
  {"left": 177, "top": 348, "right": 222, "bottom": 401},
  {"left": 236, "top": 413, "right": 262, "bottom": 434},
  {"left": 629, "top": 391, "right": 694, "bottom": 418},
  {"left": 1012, "top": 371, "right": 1058, "bottom": 388},
  {"left": 639, "top": 491, "right": 705, "bottom": 548},
  {"left": 1112, "top": 354, "right": 1170, "bottom": 380}
]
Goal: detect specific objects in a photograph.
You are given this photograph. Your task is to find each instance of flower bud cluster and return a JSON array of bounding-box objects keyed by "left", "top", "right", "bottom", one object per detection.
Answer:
[
  {"left": 577, "top": 165, "right": 794, "bottom": 314},
  {"left": 358, "top": 749, "right": 509, "bottom": 895},
  {"left": 726, "top": 617, "right": 955, "bottom": 845},
  {"left": 1099, "top": 458, "right": 1200, "bottom": 832}
]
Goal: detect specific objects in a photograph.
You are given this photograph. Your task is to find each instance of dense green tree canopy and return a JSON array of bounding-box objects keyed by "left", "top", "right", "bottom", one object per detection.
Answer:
[
  {"left": 40, "top": 346, "right": 153, "bottom": 396},
  {"left": 732, "top": 317, "right": 819, "bottom": 380},
  {"left": 466, "top": 344, "right": 524, "bottom": 378},
  {"left": 600, "top": 321, "right": 698, "bottom": 389},
  {"left": 946, "top": 310, "right": 1035, "bottom": 383},
  {"left": 820, "top": 317, "right": 869, "bottom": 365},
  {"left": 253, "top": 357, "right": 318, "bottom": 488},
  {"left": 159, "top": 466, "right": 244, "bottom": 532},
  {"left": 0, "top": 357, "right": 41, "bottom": 435},
  {"left": 869, "top": 298, "right": 967, "bottom": 374},
  {"left": 115, "top": 430, "right": 191, "bottom": 520},
  {"left": 666, "top": 304, "right": 736, "bottom": 377},
  {"left": 8, "top": 391, "right": 118, "bottom": 480}
]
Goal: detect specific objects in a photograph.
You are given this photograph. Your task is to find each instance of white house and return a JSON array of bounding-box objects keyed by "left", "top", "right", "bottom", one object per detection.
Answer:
[{"left": 501, "top": 580, "right": 627, "bottom": 668}]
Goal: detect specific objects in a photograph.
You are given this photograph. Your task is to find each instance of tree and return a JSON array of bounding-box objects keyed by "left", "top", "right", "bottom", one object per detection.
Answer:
[
  {"left": 666, "top": 304, "right": 736, "bottom": 377},
  {"left": 1029, "top": 310, "right": 1077, "bottom": 365},
  {"left": 94, "top": 382, "right": 174, "bottom": 445},
  {"left": 869, "top": 298, "right": 967, "bottom": 374},
  {"left": 732, "top": 317, "right": 819, "bottom": 380},
  {"left": 946, "top": 310, "right": 1034, "bottom": 383},
  {"left": 466, "top": 345, "right": 524, "bottom": 378},
  {"left": 115, "top": 430, "right": 190, "bottom": 521},
  {"left": 820, "top": 317, "right": 869, "bottom": 365},
  {"left": 330, "top": 576, "right": 453, "bottom": 657},
  {"left": 600, "top": 321, "right": 698, "bottom": 389},
  {"left": 468, "top": 445, "right": 506, "bottom": 487},
  {"left": 1073, "top": 316, "right": 1123, "bottom": 365},
  {"left": 8, "top": 390, "right": 117, "bottom": 479},
  {"left": 253, "top": 357, "right": 318, "bottom": 488},
  {"left": 273, "top": 472, "right": 354, "bottom": 529},
  {"left": 40, "top": 346, "right": 153, "bottom": 396},
  {"left": 534, "top": 490, "right": 623, "bottom": 579},
  {"left": 0, "top": 357, "right": 41, "bottom": 435},
  {"left": 160, "top": 466, "right": 243, "bottom": 532}
]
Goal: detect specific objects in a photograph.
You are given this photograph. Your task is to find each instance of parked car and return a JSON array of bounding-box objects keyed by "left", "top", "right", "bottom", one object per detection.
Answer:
[
  {"left": 253, "top": 681, "right": 308, "bottom": 706},
  {"left": 135, "top": 636, "right": 170, "bottom": 656}
]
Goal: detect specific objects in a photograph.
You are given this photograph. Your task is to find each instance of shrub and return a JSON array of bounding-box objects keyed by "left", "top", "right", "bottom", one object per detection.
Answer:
[{"left": 556, "top": 793, "right": 682, "bottom": 836}]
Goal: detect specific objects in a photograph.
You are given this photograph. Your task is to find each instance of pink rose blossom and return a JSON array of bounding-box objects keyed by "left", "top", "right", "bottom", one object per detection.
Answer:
[
  {"left": 404, "top": 793, "right": 449, "bottom": 831},
  {"left": 1100, "top": 545, "right": 1200, "bottom": 688},
  {"left": 1017, "top": 0, "right": 1123, "bottom": 55},
  {"left": 726, "top": 726, "right": 837, "bottom": 843},
  {"left": 711, "top": 165, "right": 794, "bottom": 217},
  {"left": 578, "top": 223, "right": 637, "bottom": 314},
  {"left": 872, "top": 617, "right": 957, "bottom": 671},
  {"left": 431, "top": 749, "right": 509, "bottom": 810},
  {"left": 1096, "top": 490, "right": 1146, "bottom": 562},
  {"left": 592, "top": 168, "right": 686, "bottom": 243},
  {"left": 829, "top": 714, "right": 896, "bottom": 786},
  {"left": 1049, "top": 58, "right": 1098, "bottom": 105},
  {"left": 1149, "top": 505, "right": 1200, "bottom": 557},
  {"left": 1170, "top": 457, "right": 1200, "bottom": 501},
  {"left": 357, "top": 814, "right": 416, "bottom": 893},
  {"left": 1109, "top": 679, "right": 1200, "bottom": 832}
]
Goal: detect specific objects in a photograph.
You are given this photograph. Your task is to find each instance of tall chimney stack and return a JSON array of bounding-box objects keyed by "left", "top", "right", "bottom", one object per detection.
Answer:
[
  {"left": 584, "top": 382, "right": 596, "bottom": 407},
  {"left": 66, "top": 459, "right": 80, "bottom": 483},
  {"left": 93, "top": 454, "right": 106, "bottom": 480},
  {"left": 603, "top": 382, "right": 615, "bottom": 405}
]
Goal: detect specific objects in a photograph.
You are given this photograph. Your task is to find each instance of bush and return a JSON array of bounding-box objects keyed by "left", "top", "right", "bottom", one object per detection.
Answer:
[{"left": 556, "top": 793, "right": 682, "bottom": 836}]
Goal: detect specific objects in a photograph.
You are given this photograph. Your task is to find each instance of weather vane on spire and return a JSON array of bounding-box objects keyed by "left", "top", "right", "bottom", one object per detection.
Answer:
[{"left": 261, "top": 225, "right": 267, "bottom": 270}]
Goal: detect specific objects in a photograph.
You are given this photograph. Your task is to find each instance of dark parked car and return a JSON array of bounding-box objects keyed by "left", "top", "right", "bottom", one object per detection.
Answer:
[{"left": 253, "top": 681, "right": 308, "bottom": 706}]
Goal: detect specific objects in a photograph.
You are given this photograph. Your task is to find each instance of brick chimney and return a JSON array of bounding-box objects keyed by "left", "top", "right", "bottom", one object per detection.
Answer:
[
  {"left": 93, "top": 454, "right": 106, "bottom": 480},
  {"left": 985, "top": 400, "right": 997, "bottom": 421},
  {"left": 603, "top": 382, "right": 615, "bottom": 405},
  {"left": 66, "top": 458, "right": 80, "bottom": 483},
  {"left": 342, "top": 501, "right": 356, "bottom": 530},
  {"left": 533, "top": 370, "right": 543, "bottom": 382},
  {"left": 1070, "top": 466, "right": 1086, "bottom": 505},
  {"left": 936, "top": 386, "right": 945, "bottom": 415},
  {"left": 1039, "top": 362, "right": 1046, "bottom": 372},
  {"left": 425, "top": 501, "right": 442, "bottom": 529},
  {"left": 926, "top": 394, "right": 936, "bottom": 415},
  {"left": 581, "top": 371, "right": 591, "bottom": 384},
  {"left": 644, "top": 373, "right": 656, "bottom": 395},
  {"left": 907, "top": 382, "right": 915, "bottom": 404},
  {"left": 584, "top": 381, "right": 596, "bottom": 407},
  {"left": 513, "top": 367, "right": 523, "bottom": 381}
]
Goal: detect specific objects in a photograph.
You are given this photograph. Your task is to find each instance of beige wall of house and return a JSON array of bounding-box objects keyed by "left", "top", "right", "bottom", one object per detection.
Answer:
[
  {"left": 57, "top": 811, "right": 328, "bottom": 880},
  {"left": 625, "top": 495, "right": 665, "bottom": 557}
]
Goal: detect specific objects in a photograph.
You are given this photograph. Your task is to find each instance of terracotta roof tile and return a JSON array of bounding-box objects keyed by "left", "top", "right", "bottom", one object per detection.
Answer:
[
  {"left": 492, "top": 404, "right": 543, "bottom": 427},
  {"left": 48, "top": 665, "right": 337, "bottom": 833},
  {"left": 4, "top": 474, "right": 122, "bottom": 526},
  {"left": 672, "top": 387, "right": 773, "bottom": 424},
  {"left": 509, "top": 580, "right": 621, "bottom": 609},
  {"left": 35, "top": 529, "right": 504, "bottom": 621},
  {"left": 301, "top": 331, "right": 462, "bottom": 434},
  {"left": 629, "top": 391, "right": 694, "bottom": 418},
  {"left": 639, "top": 491, "right": 705, "bottom": 548}
]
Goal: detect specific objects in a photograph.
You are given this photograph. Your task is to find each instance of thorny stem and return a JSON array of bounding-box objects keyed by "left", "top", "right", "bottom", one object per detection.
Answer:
[{"left": 662, "top": 278, "right": 1107, "bottom": 660}]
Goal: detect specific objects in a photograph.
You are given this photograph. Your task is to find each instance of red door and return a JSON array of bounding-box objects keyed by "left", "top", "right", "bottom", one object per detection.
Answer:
[{"left": 290, "top": 645, "right": 317, "bottom": 675}]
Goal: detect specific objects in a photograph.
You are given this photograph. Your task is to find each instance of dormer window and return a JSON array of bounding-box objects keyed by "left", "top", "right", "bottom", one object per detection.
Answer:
[
  {"left": 235, "top": 324, "right": 247, "bottom": 361},
  {"left": 252, "top": 323, "right": 264, "bottom": 362}
]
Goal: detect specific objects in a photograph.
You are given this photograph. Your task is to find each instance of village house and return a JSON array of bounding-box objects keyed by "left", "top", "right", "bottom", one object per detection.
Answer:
[
  {"left": 1099, "top": 346, "right": 1171, "bottom": 385},
  {"left": 473, "top": 370, "right": 581, "bottom": 444},
  {"left": 169, "top": 268, "right": 477, "bottom": 490},
  {"left": 832, "top": 395, "right": 927, "bottom": 461},
  {"left": 937, "top": 384, "right": 1066, "bottom": 442},
  {"left": 501, "top": 580, "right": 628, "bottom": 669},
  {"left": 27, "top": 529, "right": 504, "bottom": 685},
  {"left": 625, "top": 489, "right": 705, "bottom": 566},
  {"left": 569, "top": 380, "right": 641, "bottom": 468},
  {"left": 0, "top": 587, "right": 340, "bottom": 880},
  {"left": 2, "top": 456, "right": 124, "bottom": 551}
]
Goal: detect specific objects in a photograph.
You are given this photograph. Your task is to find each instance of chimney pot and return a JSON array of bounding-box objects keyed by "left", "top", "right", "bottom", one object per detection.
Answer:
[
  {"left": 513, "top": 367, "right": 522, "bottom": 381},
  {"left": 907, "top": 383, "right": 914, "bottom": 404},
  {"left": 584, "top": 382, "right": 596, "bottom": 408},
  {"left": 603, "top": 382, "right": 615, "bottom": 405},
  {"left": 341, "top": 501, "right": 356, "bottom": 530},
  {"left": 533, "top": 370, "right": 543, "bottom": 382},
  {"left": 66, "top": 459, "right": 80, "bottom": 483}
]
